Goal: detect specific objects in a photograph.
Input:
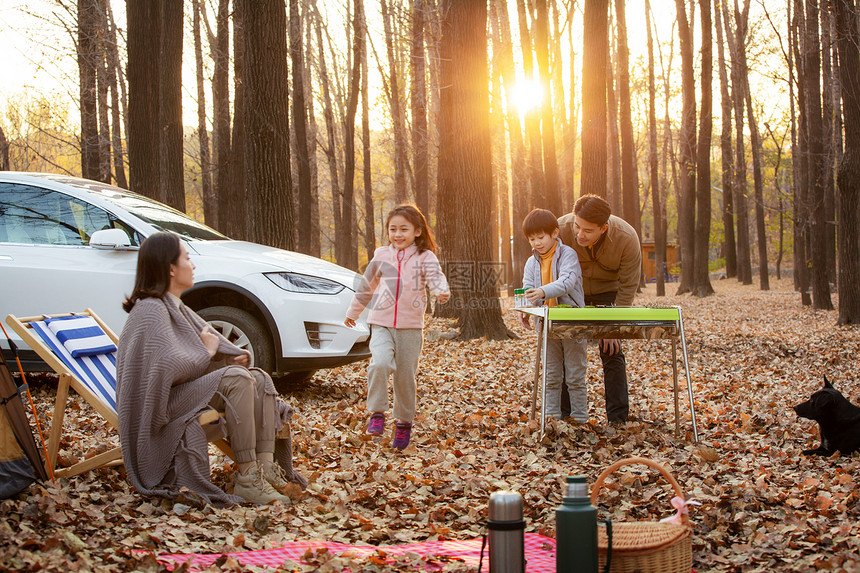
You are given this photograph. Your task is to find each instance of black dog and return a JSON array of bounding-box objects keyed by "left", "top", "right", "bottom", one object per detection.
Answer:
[{"left": 793, "top": 376, "right": 860, "bottom": 456}]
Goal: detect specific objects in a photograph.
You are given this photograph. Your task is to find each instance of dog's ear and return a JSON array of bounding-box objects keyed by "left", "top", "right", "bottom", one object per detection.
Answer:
[{"left": 823, "top": 375, "right": 833, "bottom": 389}]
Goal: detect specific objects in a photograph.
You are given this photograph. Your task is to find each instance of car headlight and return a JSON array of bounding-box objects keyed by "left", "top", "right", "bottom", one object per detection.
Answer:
[{"left": 264, "top": 272, "right": 345, "bottom": 295}]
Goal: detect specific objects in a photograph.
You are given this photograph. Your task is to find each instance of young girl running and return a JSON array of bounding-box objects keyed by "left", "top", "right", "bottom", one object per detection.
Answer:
[{"left": 345, "top": 205, "right": 450, "bottom": 449}]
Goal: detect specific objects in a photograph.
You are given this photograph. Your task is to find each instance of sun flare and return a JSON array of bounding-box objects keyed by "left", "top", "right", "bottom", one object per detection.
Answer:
[{"left": 511, "top": 79, "right": 544, "bottom": 114}]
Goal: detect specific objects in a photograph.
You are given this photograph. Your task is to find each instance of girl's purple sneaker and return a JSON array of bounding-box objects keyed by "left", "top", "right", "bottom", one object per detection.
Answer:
[
  {"left": 392, "top": 421, "right": 412, "bottom": 449},
  {"left": 366, "top": 412, "right": 385, "bottom": 436}
]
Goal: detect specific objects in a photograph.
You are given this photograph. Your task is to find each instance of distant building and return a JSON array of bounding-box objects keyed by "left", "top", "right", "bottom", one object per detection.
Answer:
[{"left": 641, "top": 241, "right": 678, "bottom": 283}]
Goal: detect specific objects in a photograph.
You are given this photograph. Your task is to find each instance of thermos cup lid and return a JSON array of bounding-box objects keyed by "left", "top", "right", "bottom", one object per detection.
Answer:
[
  {"left": 565, "top": 475, "right": 589, "bottom": 498},
  {"left": 488, "top": 490, "right": 523, "bottom": 522}
]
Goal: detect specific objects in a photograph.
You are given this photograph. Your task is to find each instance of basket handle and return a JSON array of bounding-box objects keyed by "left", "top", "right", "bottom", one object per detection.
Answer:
[{"left": 589, "top": 457, "right": 688, "bottom": 525}]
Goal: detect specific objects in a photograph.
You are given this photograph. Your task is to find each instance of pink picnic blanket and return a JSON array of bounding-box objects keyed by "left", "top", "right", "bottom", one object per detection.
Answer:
[{"left": 158, "top": 532, "right": 557, "bottom": 571}]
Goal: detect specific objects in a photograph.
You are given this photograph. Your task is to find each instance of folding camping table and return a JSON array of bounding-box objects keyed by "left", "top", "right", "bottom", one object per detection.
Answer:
[{"left": 517, "top": 306, "right": 698, "bottom": 442}]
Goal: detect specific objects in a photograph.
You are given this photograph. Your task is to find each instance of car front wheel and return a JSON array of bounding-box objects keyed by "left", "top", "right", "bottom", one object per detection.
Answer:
[{"left": 197, "top": 306, "right": 274, "bottom": 373}]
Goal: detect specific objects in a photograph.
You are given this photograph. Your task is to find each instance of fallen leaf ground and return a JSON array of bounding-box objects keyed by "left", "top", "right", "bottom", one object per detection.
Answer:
[{"left": 2, "top": 278, "right": 860, "bottom": 572}]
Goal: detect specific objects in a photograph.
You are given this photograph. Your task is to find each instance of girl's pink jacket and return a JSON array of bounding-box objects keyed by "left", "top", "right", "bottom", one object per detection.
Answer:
[{"left": 346, "top": 244, "right": 450, "bottom": 329}]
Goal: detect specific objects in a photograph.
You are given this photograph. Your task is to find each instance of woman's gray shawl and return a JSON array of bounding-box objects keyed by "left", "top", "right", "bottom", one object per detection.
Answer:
[{"left": 116, "top": 297, "right": 250, "bottom": 506}]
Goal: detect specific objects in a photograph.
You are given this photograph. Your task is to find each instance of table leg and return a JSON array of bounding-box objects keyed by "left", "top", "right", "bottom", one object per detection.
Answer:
[
  {"left": 540, "top": 316, "right": 548, "bottom": 438},
  {"left": 672, "top": 338, "right": 680, "bottom": 439},
  {"left": 530, "top": 317, "right": 543, "bottom": 421},
  {"left": 678, "top": 308, "right": 699, "bottom": 443}
]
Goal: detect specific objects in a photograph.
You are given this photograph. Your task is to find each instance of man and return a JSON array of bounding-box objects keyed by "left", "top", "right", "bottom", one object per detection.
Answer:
[{"left": 558, "top": 195, "right": 642, "bottom": 423}]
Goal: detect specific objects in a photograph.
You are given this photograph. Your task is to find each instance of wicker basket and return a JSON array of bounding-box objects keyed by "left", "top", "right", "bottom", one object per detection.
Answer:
[{"left": 591, "top": 457, "right": 693, "bottom": 573}]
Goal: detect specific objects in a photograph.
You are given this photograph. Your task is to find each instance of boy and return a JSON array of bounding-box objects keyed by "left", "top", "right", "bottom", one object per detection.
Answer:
[{"left": 520, "top": 208, "right": 588, "bottom": 423}]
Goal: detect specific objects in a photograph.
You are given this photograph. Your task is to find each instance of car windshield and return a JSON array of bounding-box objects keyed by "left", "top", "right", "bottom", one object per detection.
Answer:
[{"left": 91, "top": 187, "right": 227, "bottom": 241}]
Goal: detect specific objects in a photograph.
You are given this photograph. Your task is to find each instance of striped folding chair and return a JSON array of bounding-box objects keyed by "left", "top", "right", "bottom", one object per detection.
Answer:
[{"left": 6, "top": 309, "right": 232, "bottom": 478}]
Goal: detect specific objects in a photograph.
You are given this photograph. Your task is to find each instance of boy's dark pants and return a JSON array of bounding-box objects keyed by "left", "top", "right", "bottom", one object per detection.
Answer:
[{"left": 561, "top": 291, "right": 629, "bottom": 422}]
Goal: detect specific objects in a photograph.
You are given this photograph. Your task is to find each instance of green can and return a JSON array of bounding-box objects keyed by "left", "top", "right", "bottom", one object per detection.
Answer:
[{"left": 514, "top": 288, "right": 526, "bottom": 308}]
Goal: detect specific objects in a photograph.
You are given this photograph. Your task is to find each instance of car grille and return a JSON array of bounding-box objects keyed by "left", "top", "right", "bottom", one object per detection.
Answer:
[{"left": 304, "top": 322, "right": 336, "bottom": 349}]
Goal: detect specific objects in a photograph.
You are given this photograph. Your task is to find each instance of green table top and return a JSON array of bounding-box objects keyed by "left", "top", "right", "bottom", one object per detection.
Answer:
[{"left": 546, "top": 306, "right": 680, "bottom": 321}]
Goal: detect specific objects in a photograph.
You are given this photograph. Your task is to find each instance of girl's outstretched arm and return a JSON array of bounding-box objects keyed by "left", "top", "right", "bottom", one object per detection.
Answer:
[{"left": 346, "top": 258, "right": 381, "bottom": 322}]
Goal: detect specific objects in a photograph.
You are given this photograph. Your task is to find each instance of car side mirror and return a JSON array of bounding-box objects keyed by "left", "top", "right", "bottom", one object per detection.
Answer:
[{"left": 89, "top": 228, "right": 137, "bottom": 250}]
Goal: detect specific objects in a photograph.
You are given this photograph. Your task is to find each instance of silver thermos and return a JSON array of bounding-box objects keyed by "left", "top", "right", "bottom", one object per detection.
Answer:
[{"left": 488, "top": 490, "right": 526, "bottom": 573}]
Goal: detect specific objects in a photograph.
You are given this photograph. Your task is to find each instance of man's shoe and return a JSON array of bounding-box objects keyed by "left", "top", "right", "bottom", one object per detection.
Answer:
[
  {"left": 392, "top": 421, "right": 412, "bottom": 449},
  {"left": 234, "top": 468, "right": 291, "bottom": 505},
  {"left": 366, "top": 412, "right": 386, "bottom": 436}
]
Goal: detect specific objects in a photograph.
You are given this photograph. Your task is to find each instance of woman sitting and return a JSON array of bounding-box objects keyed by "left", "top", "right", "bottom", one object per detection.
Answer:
[{"left": 116, "top": 232, "right": 305, "bottom": 506}]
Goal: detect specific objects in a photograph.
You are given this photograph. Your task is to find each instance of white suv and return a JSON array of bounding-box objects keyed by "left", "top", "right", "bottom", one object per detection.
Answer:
[{"left": 0, "top": 172, "right": 370, "bottom": 381}]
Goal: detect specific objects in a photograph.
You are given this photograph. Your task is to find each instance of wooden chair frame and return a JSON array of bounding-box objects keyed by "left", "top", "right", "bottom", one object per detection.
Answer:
[{"left": 6, "top": 309, "right": 233, "bottom": 479}]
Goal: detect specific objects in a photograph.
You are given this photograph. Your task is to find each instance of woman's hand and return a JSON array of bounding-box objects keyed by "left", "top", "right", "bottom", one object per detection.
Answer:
[
  {"left": 226, "top": 352, "right": 250, "bottom": 366},
  {"left": 200, "top": 326, "right": 220, "bottom": 358},
  {"left": 344, "top": 317, "right": 356, "bottom": 328},
  {"left": 436, "top": 292, "right": 450, "bottom": 304}
]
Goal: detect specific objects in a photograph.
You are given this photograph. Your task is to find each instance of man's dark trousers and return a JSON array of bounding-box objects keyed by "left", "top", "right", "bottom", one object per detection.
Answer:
[{"left": 560, "top": 291, "right": 629, "bottom": 422}]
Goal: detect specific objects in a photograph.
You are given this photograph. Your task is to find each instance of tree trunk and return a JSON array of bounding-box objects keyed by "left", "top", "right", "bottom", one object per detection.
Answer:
[
  {"left": 693, "top": 0, "right": 714, "bottom": 297},
  {"left": 341, "top": 0, "right": 364, "bottom": 270},
  {"left": 803, "top": 0, "right": 833, "bottom": 309},
  {"left": 515, "top": 0, "right": 546, "bottom": 207},
  {"left": 555, "top": 0, "right": 575, "bottom": 210},
  {"left": 438, "top": 0, "right": 509, "bottom": 340},
  {"left": 211, "top": 0, "right": 230, "bottom": 233},
  {"left": 615, "top": 0, "right": 640, "bottom": 234},
  {"left": 645, "top": 0, "right": 664, "bottom": 296},
  {"left": 713, "top": 0, "right": 736, "bottom": 278},
  {"left": 127, "top": 0, "right": 161, "bottom": 199},
  {"left": 820, "top": 3, "right": 836, "bottom": 284},
  {"left": 733, "top": 0, "right": 766, "bottom": 290},
  {"left": 489, "top": 0, "right": 513, "bottom": 295},
  {"left": 786, "top": 0, "right": 796, "bottom": 283},
  {"left": 674, "top": 0, "right": 697, "bottom": 295},
  {"left": 0, "top": 126, "right": 9, "bottom": 170},
  {"left": 159, "top": 0, "right": 185, "bottom": 211},
  {"left": 381, "top": 0, "right": 410, "bottom": 205},
  {"left": 764, "top": 123, "right": 786, "bottom": 280},
  {"left": 607, "top": 45, "right": 622, "bottom": 215},
  {"left": 660, "top": 37, "right": 675, "bottom": 279},
  {"left": 362, "top": 11, "right": 375, "bottom": 263},
  {"left": 724, "top": 1, "right": 752, "bottom": 285},
  {"left": 567, "top": 13, "right": 579, "bottom": 207},
  {"left": 78, "top": 0, "right": 100, "bottom": 181},
  {"left": 833, "top": 0, "right": 860, "bottom": 323},
  {"left": 535, "top": 0, "right": 561, "bottom": 216},
  {"left": 193, "top": 0, "right": 215, "bottom": 228},
  {"left": 95, "top": 0, "right": 111, "bottom": 184},
  {"left": 742, "top": 57, "right": 769, "bottom": 290},
  {"left": 96, "top": 10, "right": 111, "bottom": 183},
  {"left": 289, "top": 0, "right": 314, "bottom": 254},
  {"left": 792, "top": 0, "right": 811, "bottom": 302},
  {"left": 304, "top": 14, "right": 321, "bottom": 258},
  {"left": 493, "top": 0, "right": 530, "bottom": 289},
  {"left": 425, "top": 0, "right": 442, "bottom": 227},
  {"left": 225, "top": 2, "right": 248, "bottom": 240},
  {"left": 106, "top": 3, "right": 127, "bottom": 188},
  {"left": 411, "top": 0, "right": 429, "bottom": 215},
  {"left": 313, "top": 1, "right": 344, "bottom": 261},
  {"left": 581, "top": 0, "right": 609, "bottom": 199},
  {"left": 241, "top": 0, "right": 294, "bottom": 250}
]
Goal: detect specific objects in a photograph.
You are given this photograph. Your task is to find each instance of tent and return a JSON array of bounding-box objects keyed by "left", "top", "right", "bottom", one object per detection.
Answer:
[{"left": 1, "top": 349, "right": 48, "bottom": 499}]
